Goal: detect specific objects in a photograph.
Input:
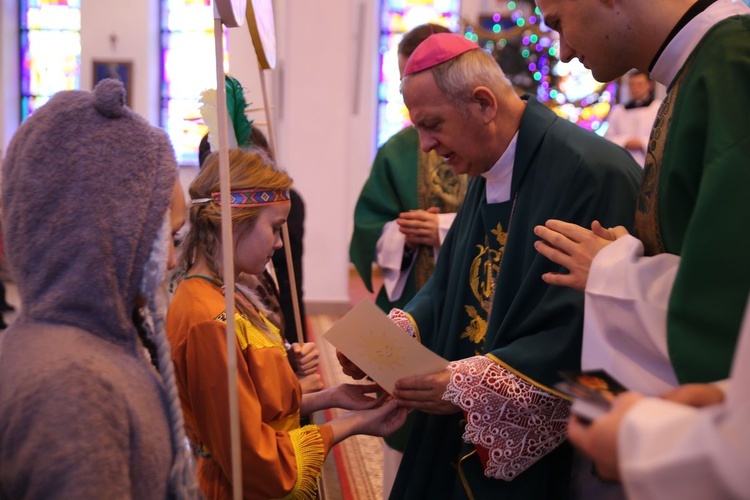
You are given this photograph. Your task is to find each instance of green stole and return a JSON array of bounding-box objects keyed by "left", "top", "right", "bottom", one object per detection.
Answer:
[
  {"left": 456, "top": 200, "right": 513, "bottom": 356},
  {"left": 413, "top": 146, "right": 468, "bottom": 290},
  {"left": 634, "top": 52, "right": 694, "bottom": 256}
]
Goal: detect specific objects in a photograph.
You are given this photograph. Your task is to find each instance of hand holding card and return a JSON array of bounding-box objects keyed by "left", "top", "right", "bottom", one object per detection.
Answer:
[
  {"left": 324, "top": 299, "right": 448, "bottom": 394},
  {"left": 555, "top": 370, "right": 628, "bottom": 424}
]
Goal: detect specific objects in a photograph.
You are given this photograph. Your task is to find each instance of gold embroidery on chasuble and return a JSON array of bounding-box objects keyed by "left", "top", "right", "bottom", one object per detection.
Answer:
[
  {"left": 635, "top": 55, "right": 695, "bottom": 256},
  {"left": 413, "top": 150, "right": 468, "bottom": 289},
  {"left": 461, "top": 223, "right": 508, "bottom": 347}
]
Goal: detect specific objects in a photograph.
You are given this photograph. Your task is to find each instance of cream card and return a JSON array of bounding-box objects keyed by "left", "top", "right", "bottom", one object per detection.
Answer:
[{"left": 323, "top": 299, "right": 449, "bottom": 394}]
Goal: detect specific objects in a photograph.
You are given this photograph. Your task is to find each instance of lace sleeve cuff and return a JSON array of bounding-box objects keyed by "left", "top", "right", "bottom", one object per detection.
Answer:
[
  {"left": 443, "top": 356, "right": 571, "bottom": 481},
  {"left": 283, "top": 425, "right": 326, "bottom": 500},
  {"left": 387, "top": 308, "right": 419, "bottom": 341}
]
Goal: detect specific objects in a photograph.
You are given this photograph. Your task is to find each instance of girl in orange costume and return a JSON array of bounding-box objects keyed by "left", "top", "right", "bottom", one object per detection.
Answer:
[{"left": 167, "top": 148, "right": 406, "bottom": 499}]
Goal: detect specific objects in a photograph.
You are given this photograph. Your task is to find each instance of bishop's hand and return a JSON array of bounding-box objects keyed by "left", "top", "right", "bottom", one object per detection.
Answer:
[{"left": 336, "top": 349, "right": 368, "bottom": 380}]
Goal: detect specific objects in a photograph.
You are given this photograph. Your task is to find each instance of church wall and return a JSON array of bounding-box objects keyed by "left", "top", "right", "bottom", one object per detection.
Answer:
[{"left": 0, "top": 0, "right": 476, "bottom": 311}]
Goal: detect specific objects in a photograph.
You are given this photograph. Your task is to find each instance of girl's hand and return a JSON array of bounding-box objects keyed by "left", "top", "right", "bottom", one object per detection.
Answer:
[
  {"left": 288, "top": 342, "right": 319, "bottom": 376},
  {"left": 298, "top": 373, "right": 324, "bottom": 394},
  {"left": 331, "top": 383, "right": 382, "bottom": 410},
  {"left": 330, "top": 399, "right": 409, "bottom": 443}
]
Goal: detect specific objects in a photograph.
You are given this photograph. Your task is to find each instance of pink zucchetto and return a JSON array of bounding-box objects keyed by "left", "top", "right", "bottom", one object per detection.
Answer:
[{"left": 403, "top": 33, "right": 480, "bottom": 76}]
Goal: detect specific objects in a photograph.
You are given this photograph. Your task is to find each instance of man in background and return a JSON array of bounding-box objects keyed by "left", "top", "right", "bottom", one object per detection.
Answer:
[{"left": 605, "top": 71, "right": 661, "bottom": 167}]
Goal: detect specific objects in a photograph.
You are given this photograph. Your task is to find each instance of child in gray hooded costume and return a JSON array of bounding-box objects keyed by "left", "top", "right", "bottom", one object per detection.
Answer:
[{"left": 0, "top": 79, "right": 199, "bottom": 498}]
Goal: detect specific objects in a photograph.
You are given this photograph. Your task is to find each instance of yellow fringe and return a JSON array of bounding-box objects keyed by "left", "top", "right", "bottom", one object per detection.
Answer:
[
  {"left": 278, "top": 425, "right": 325, "bottom": 500},
  {"left": 229, "top": 312, "right": 286, "bottom": 353}
]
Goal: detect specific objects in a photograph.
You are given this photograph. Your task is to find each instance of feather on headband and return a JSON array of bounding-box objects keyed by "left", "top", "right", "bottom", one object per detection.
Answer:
[{"left": 199, "top": 74, "right": 254, "bottom": 151}]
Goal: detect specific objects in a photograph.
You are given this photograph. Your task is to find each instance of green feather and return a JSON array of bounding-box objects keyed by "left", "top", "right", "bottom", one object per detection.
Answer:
[{"left": 224, "top": 75, "right": 254, "bottom": 147}]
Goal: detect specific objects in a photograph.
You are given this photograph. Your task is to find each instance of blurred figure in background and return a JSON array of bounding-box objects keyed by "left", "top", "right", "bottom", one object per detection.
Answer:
[{"left": 605, "top": 71, "right": 661, "bottom": 167}]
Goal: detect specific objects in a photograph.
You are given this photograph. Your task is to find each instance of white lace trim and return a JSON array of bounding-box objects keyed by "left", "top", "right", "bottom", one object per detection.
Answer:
[
  {"left": 443, "top": 356, "right": 571, "bottom": 481},
  {"left": 388, "top": 308, "right": 416, "bottom": 339}
]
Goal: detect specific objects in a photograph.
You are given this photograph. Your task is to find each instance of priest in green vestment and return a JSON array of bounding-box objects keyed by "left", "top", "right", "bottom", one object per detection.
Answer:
[
  {"left": 531, "top": 0, "right": 750, "bottom": 497},
  {"left": 534, "top": 0, "right": 750, "bottom": 394},
  {"left": 359, "top": 34, "right": 643, "bottom": 499},
  {"left": 350, "top": 126, "right": 466, "bottom": 315}
]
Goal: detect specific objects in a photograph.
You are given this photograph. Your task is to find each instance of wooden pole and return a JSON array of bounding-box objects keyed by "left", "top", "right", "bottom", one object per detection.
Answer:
[
  {"left": 213, "top": 14, "right": 243, "bottom": 500},
  {"left": 257, "top": 66, "right": 305, "bottom": 345}
]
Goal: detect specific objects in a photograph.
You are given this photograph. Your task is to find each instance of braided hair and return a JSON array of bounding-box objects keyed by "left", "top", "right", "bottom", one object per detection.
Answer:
[
  {"left": 139, "top": 217, "right": 201, "bottom": 499},
  {"left": 179, "top": 147, "right": 292, "bottom": 332}
]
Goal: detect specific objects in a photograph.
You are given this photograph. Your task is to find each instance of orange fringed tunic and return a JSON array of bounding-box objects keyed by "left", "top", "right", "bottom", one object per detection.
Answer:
[{"left": 167, "top": 277, "right": 333, "bottom": 499}]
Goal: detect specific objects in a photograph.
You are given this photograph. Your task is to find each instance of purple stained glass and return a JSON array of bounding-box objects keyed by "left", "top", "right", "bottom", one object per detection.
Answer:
[
  {"left": 377, "top": 0, "right": 461, "bottom": 147},
  {"left": 20, "top": 0, "right": 81, "bottom": 121},
  {"left": 161, "top": 0, "right": 229, "bottom": 166}
]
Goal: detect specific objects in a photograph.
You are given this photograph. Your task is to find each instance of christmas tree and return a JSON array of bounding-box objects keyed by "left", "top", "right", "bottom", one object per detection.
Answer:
[{"left": 464, "top": 0, "right": 617, "bottom": 135}]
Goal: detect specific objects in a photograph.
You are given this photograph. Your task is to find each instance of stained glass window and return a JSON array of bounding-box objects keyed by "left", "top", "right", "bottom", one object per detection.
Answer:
[
  {"left": 161, "top": 0, "right": 229, "bottom": 165},
  {"left": 20, "top": 0, "right": 81, "bottom": 121},
  {"left": 378, "top": 0, "right": 461, "bottom": 146}
]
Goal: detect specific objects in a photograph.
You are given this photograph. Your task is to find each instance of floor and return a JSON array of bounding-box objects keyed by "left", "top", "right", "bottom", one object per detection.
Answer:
[
  {"left": 310, "top": 313, "right": 385, "bottom": 500},
  {"left": 313, "top": 267, "right": 385, "bottom": 500}
]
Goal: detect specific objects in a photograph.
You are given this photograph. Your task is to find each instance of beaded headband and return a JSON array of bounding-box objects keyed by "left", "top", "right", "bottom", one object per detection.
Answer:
[{"left": 192, "top": 189, "right": 291, "bottom": 207}]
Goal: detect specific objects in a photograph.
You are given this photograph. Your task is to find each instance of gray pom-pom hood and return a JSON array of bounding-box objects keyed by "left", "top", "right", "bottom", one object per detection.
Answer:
[{"left": 1, "top": 78, "right": 177, "bottom": 347}]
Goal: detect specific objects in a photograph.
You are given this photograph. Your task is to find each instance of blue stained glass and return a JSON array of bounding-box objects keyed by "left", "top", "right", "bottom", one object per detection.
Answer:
[{"left": 20, "top": 0, "right": 81, "bottom": 121}]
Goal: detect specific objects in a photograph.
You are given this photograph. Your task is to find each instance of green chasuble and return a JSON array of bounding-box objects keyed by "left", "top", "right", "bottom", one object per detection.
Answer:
[
  {"left": 635, "top": 16, "right": 750, "bottom": 384},
  {"left": 350, "top": 126, "right": 467, "bottom": 313},
  {"left": 390, "top": 97, "right": 643, "bottom": 499}
]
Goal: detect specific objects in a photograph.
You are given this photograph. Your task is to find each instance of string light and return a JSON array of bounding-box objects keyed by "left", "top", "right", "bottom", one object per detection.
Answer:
[{"left": 476, "top": 0, "right": 617, "bottom": 134}]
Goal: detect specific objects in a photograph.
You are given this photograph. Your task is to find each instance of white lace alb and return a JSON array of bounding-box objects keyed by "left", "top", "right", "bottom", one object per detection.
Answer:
[{"left": 443, "top": 356, "right": 570, "bottom": 480}]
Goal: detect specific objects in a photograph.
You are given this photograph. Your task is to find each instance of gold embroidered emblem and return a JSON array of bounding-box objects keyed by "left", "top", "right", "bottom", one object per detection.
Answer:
[
  {"left": 460, "top": 223, "right": 507, "bottom": 345},
  {"left": 461, "top": 305, "right": 487, "bottom": 344}
]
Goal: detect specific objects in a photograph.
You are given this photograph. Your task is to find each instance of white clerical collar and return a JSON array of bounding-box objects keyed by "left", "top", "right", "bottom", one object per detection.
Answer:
[
  {"left": 651, "top": 0, "right": 749, "bottom": 87},
  {"left": 481, "top": 132, "right": 518, "bottom": 204}
]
